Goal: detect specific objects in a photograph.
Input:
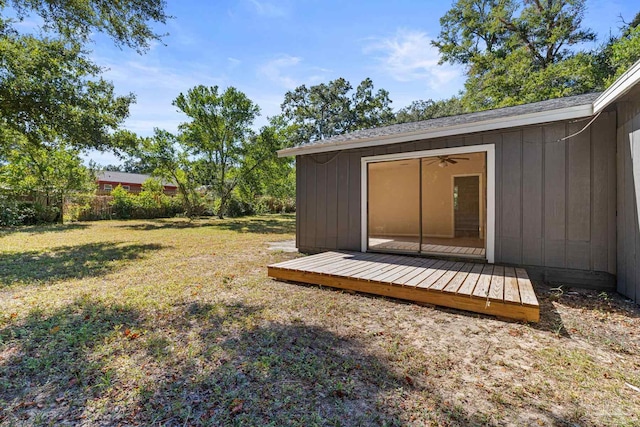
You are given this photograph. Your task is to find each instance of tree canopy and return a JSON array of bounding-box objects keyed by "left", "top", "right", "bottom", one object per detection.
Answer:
[
  {"left": 3, "top": 0, "right": 169, "bottom": 52},
  {"left": 432, "top": 0, "right": 634, "bottom": 110},
  {"left": 281, "top": 77, "right": 394, "bottom": 146},
  {"left": 0, "top": 0, "right": 169, "bottom": 154},
  {"left": 395, "top": 97, "right": 465, "bottom": 124}
]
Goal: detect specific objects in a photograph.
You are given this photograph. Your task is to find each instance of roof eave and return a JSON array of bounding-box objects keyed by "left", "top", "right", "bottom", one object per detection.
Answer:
[
  {"left": 277, "top": 103, "right": 594, "bottom": 158},
  {"left": 594, "top": 59, "right": 640, "bottom": 113}
]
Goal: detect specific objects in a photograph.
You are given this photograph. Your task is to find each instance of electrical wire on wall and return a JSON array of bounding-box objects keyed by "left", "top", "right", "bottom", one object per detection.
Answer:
[{"left": 306, "top": 151, "right": 341, "bottom": 165}]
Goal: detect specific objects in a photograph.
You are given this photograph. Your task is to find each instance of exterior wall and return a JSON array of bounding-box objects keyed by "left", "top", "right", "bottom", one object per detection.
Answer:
[
  {"left": 96, "top": 181, "right": 178, "bottom": 195},
  {"left": 296, "top": 112, "right": 617, "bottom": 288},
  {"left": 98, "top": 181, "right": 143, "bottom": 192},
  {"left": 616, "top": 89, "right": 640, "bottom": 303}
]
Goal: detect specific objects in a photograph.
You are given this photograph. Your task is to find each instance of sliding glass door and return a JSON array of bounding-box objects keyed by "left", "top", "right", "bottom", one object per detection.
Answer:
[
  {"left": 367, "top": 151, "right": 487, "bottom": 258},
  {"left": 367, "top": 159, "right": 421, "bottom": 253}
]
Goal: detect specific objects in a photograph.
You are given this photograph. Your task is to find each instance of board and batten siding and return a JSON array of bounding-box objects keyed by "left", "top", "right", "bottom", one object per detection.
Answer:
[
  {"left": 616, "top": 89, "right": 640, "bottom": 303},
  {"left": 296, "top": 112, "right": 617, "bottom": 288}
]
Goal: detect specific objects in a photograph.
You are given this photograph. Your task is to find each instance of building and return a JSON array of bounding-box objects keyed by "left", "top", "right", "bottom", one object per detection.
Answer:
[
  {"left": 277, "top": 60, "right": 640, "bottom": 305},
  {"left": 96, "top": 171, "right": 178, "bottom": 195}
]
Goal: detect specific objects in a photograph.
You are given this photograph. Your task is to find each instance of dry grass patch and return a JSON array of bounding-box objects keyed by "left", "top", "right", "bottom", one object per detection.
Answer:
[{"left": 0, "top": 215, "right": 639, "bottom": 426}]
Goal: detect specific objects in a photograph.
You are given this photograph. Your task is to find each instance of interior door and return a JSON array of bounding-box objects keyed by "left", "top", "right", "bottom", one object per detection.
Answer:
[{"left": 453, "top": 176, "right": 480, "bottom": 238}]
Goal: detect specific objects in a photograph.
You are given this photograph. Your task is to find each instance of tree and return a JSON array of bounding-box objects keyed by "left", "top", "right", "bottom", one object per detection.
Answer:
[
  {"left": 281, "top": 77, "right": 394, "bottom": 146},
  {"left": 0, "top": 0, "right": 169, "bottom": 153},
  {"left": 3, "top": 0, "right": 169, "bottom": 52},
  {"left": 434, "top": 0, "right": 599, "bottom": 109},
  {"left": 236, "top": 117, "right": 296, "bottom": 204},
  {"left": 0, "top": 134, "right": 96, "bottom": 222},
  {"left": 135, "top": 129, "right": 201, "bottom": 217},
  {"left": 0, "top": 34, "right": 134, "bottom": 150},
  {"left": 595, "top": 12, "right": 640, "bottom": 86},
  {"left": 395, "top": 97, "right": 466, "bottom": 124},
  {"left": 173, "top": 85, "right": 261, "bottom": 218}
]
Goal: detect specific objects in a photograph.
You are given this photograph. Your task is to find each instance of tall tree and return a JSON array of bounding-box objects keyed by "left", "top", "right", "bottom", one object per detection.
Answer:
[
  {"left": 395, "top": 97, "right": 466, "bottom": 124},
  {"left": 3, "top": 0, "right": 169, "bottom": 52},
  {"left": 281, "top": 77, "right": 394, "bottom": 146},
  {"left": 595, "top": 12, "right": 640, "bottom": 86},
  {"left": 135, "top": 129, "right": 201, "bottom": 217},
  {"left": 173, "top": 85, "right": 262, "bottom": 218},
  {"left": 434, "top": 0, "right": 599, "bottom": 109},
  {"left": 0, "top": 34, "right": 134, "bottom": 150},
  {"left": 0, "top": 0, "right": 169, "bottom": 153},
  {"left": 237, "top": 116, "right": 296, "bottom": 203},
  {"left": 0, "top": 134, "right": 96, "bottom": 222}
]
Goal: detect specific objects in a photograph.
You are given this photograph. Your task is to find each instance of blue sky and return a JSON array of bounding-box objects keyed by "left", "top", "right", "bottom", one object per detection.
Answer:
[{"left": 81, "top": 0, "right": 638, "bottom": 165}]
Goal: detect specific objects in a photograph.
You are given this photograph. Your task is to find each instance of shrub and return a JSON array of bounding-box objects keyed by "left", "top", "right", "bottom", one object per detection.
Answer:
[
  {"left": 110, "top": 185, "right": 135, "bottom": 219},
  {"left": 0, "top": 196, "right": 61, "bottom": 226}
]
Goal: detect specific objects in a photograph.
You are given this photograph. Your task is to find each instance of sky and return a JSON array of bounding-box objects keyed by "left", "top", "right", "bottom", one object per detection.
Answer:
[{"left": 74, "top": 0, "right": 639, "bottom": 165}]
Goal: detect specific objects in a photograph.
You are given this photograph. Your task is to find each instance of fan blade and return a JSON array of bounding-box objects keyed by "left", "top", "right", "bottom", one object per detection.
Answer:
[
  {"left": 446, "top": 159, "right": 457, "bottom": 164},
  {"left": 449, "top": 157, "right": 469, "bottom": 160}
]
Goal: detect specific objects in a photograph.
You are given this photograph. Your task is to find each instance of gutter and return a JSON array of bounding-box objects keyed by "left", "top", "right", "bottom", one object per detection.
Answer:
[{"left": 277, "top": 103, "right": 593, "bottom": 158}]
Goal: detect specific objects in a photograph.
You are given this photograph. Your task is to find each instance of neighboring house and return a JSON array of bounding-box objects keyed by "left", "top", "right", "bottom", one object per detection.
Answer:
[
  {"left": 96, "top": 171, "right": 178, "bottom": 195},
  {"left": 277, "top": 59, "right": 640, "bottom": 305}
]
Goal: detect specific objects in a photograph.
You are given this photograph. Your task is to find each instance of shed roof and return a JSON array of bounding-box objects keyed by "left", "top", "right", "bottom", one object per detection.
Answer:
[
  {"left": 96, "top": 171, "right": 177, "bottom": 187},
  {"left": 278, "top": 58, "right": 640, "bottom": 158}
]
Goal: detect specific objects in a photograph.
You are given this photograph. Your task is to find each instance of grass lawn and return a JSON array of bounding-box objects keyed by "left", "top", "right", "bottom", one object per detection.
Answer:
[{"left": 1, "top": 215, "right": 639, "bottom": 426}]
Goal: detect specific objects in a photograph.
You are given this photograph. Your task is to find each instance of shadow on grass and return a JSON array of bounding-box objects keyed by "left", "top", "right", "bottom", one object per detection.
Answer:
[
  {"left": 118, "top": 215, "right": 296, "bottom": 235},
  {"left": 1, "top": 299, "right": 585, "bottom": 426},
  {"left": 0, "top": 297, "right": 142, "bottom": 425},
  {"left": 0, "top": 223, "right": 89, "bottom": 237},
  {"left": 0, "top": 241, "right": 166, "bottom": 287},
  {"left": 130, "top": 301, "right": 498, "bottom": 426}
]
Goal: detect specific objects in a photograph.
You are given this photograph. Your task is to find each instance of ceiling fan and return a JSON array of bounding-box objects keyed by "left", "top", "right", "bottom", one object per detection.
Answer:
[{"left": 423, "top": 155, "right": 470, "bottom": 168}]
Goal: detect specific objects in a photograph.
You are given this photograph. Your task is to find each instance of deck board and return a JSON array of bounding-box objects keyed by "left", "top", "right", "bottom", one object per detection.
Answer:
[{"left": 268, "top": 251, "right": 540, "bottom": 322}]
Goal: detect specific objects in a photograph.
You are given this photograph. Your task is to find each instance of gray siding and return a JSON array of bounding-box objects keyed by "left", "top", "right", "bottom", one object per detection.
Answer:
[
  {"left": 296, "top": 114, "right": 618, "bottom": 287},
  {"left": 617, "top": 91, "right": 640, "bottom": 303}
]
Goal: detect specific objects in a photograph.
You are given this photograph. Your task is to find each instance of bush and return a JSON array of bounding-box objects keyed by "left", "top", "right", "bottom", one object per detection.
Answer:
[
  {"left": 256, "top": 195, "right": 296, "bottom": 214},
  {"left": 225, "top": 193, "right": 255, "bottom": 217},
  {"left": 0, "top": 197, "right": 31, "bottom": 226},
  {"left": 108, "top": 183, "right": 184, "bottom": 220},
  {"left": 0, "top": 196, "right": 61, "bottom": 226},
  {"left": 110, "top": 185, "right": 136, "bottom": 219}
]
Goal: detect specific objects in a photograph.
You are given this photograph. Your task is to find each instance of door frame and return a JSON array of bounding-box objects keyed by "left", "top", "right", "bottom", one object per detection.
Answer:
[
  {"left": 361, "top": 143, "right": 495, "bottom": 263},
  {"left": 451, "top": 173, "right": 483, "bottom": 239}
]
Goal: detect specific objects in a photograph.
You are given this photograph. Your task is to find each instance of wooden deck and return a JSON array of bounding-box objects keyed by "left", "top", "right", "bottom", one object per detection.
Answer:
[
  {"left": 268, "top": 251, "right": 539, "bottom": 322},
  {"left": 369, "top": 239, "right": 486, "bottom": 258}
]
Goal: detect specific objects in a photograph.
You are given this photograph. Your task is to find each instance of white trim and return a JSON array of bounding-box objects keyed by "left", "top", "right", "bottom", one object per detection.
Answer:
[
  {"left": 360, "top": 144, "right": 496, "bottom": 263},
  {"left": 278, "top": 104, "right": 592, "bottom": 157},
  {"left": 594, "top": 59, "right": 640, "bottom": 113}
]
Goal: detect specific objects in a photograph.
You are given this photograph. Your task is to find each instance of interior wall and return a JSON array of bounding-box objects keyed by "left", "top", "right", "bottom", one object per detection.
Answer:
[
  {"left": 421, "top": 153, "right": 485, "bottom": 237},
  {"left": 368, "top": 159, "right": 420, "bottom": 237}
]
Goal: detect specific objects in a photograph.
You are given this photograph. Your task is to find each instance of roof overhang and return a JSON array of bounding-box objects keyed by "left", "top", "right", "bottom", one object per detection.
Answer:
[
  {"left": 593, "top": 59, "right": 640, "bottom": 113},
  {"left": 278, "top": 58, "right": 640, "bottom": 158},
  {"left": 277, "top": 103, "right": 593, "bottom": 157}
]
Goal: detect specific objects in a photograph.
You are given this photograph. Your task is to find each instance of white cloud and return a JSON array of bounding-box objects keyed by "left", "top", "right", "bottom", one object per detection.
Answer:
[
  {"left": 248, "top": 0, "right": 288, "bottom": 17},
  {"left": 258, "top": 54, "right": 303, "bottom": 89},
  {"left": 364, "top": 29, "right": 462, "bottom": 91},
  {"left": 257, "top": 54, "right": 333, "bottom": 90}
]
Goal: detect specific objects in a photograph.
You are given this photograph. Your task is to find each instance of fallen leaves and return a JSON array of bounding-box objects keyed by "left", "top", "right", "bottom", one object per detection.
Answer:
[
  {"left": 229, "top": 399, "right": 244, "bottom": 415},
  {"left": 123, "top": 328, "right": 141, "bottom": 340}
]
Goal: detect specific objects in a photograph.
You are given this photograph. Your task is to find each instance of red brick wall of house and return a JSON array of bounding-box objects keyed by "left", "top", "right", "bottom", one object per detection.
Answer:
[{"left": 96, "top": 181, "right": 178, "bottom": 195}]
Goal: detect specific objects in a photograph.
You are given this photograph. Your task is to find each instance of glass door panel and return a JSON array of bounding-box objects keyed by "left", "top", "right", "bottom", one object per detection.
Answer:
[
  {"left": 420, "top": 152, "right": 487, "bottom": 257},
  {"left": 367, "top": 159, "right": 420, "bottom": 253}
]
